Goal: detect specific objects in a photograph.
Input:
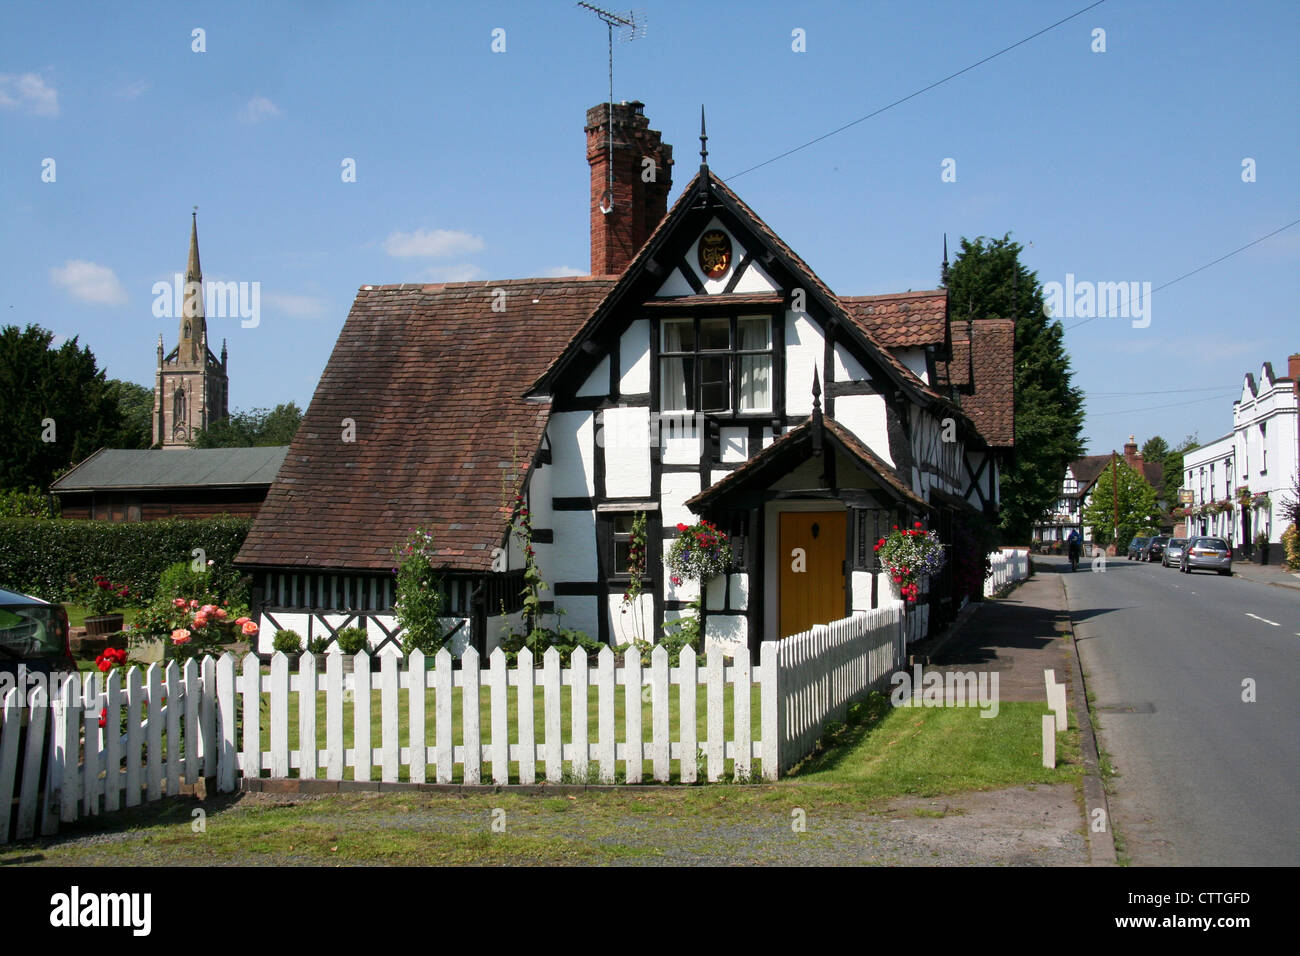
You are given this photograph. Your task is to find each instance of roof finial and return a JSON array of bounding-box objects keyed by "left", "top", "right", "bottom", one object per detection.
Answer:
[
  {"left": 812, "top": 366, "right": 822, "bottom": 420},
  {"left": 699, "top": 104, "right": 708, "bottom": 170},
  {"left": 941, "top": 233, "right": 949, "bottom": 284}
]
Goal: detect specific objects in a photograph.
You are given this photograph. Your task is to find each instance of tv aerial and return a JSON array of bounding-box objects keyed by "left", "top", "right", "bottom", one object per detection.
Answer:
[{"left": 577, "top": 3, "right": 646, "bottom": 214}]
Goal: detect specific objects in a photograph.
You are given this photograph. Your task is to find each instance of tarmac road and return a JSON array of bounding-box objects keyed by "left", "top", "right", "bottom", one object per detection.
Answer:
[{"left": 1057, "top": 553, "right": 1300, "bottom": 865}]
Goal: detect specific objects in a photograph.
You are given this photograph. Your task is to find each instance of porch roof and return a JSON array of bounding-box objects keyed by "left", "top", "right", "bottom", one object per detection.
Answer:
[{"left": 685, "top": 415, "right": 929, "bottom": 513}]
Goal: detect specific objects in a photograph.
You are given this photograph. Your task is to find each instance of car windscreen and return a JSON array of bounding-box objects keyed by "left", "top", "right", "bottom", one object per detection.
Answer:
[{"left": 0, "top": 604, "right": 65, "bottom": 659}]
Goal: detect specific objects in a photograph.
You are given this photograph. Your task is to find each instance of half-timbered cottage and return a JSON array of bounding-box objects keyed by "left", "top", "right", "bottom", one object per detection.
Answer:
[{"left": 236, "top": 102, "right": 1014, "bottom": 659}]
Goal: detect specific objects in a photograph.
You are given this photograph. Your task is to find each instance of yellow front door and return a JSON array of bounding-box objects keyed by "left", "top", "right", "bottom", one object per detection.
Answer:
[{"left": 779, "top": 511, "right": 846, "bottom": 637}]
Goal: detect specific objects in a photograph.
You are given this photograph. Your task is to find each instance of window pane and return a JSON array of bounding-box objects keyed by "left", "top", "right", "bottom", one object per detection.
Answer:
[
  {"left": 738, "top": 316, "right": 771, "bottom": 350},
  {"left": 613, "top": 515, "right": 635, "bottom": 535},
  {"left": 739, "top": 354, "right": 772, "bottom": 411},
  {"left": 662, "top": 318, "right": 694, "bottom": 352},
  {"left": 660, "top": 357, "right": 692, "bottom": 410},
  {"left": 700, "top": 355, "right": 730, "bottom": 411},
  {"left": 615, "top": 540, "right": 632, "bottom": 572},
  {"left": 699, "top": 317, "right": 730, "bottom": 351}
]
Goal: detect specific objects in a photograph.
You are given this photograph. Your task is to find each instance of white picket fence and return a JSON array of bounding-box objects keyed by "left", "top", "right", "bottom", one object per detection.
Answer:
[
  {"left": 0, "top": 606, "right": 907, "bottom": 842},
  {"left": 985, "top": 547, "right": 1031, "bottom": 596}
]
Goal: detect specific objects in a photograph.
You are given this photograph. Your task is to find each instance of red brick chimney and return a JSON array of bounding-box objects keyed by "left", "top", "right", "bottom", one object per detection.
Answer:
[
  {"left": 1123, "top": 435, "right": 1142, "bottom": 471},
  {"left": 1289, "top": 353, "right": 1300, "bottom": 394},
  {"left": 587, "top": 101, "right": 673, "bottom": 276}
]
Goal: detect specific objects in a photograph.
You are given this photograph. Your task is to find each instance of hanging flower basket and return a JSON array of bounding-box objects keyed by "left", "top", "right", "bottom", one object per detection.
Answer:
[
  {"left": 667, "top": 520, "right": 732, "bottom": 584},
  {"left": 875, "top": 522, "right": 946, "bottom": 604}
]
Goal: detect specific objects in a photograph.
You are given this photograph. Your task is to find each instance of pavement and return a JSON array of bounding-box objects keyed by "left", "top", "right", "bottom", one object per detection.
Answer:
[
  {"left": 1224, "top": 559, "right": 1300, "bottom": 592},
  {"left": 923, "top": 565, "right": 1117, "bottom": 865}
]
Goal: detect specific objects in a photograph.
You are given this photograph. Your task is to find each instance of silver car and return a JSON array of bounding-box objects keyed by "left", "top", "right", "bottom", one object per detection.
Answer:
[
  {"left": 1162, "top": 537, "right": 1187, "bottom": 567},
  {"left": 1179, "top": 537, "right": 1233, "bottom": 575}
]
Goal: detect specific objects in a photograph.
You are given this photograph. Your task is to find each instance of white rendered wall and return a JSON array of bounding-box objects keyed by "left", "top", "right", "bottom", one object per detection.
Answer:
[
  {"left": 704, "top": 614, "right": 747, "bottom": 658},
  {"left": 833, "top": 342, "right": 868, "bottom": 381},
  {"left": 576, "top": 356, "right": 609, "bottom": 397},
  {"left": 660, "top": 414, "right": 702, "bottom": 464},
  {"left": 896, "top": 347, "right": 930, "bottom": 385},
  {"left": 608, "top": 591, "right": 653, "bottom": 647},
  {"left": 550, "top": 510, "right": 597, "bottom": 581},
  {"left": 548, "top": 411, "right": 595, "bottom": 498},
  {"left": 785, "top": 310, "right": 824, "bottom": 417},
  {"left": 619, "top": 320, "right": 651, "bottom": 394},
  {"left": 660, "top": 471, "right": 701, "bottom": 529},
  {"left": 602, "top": 405, "right": 652, "bottom": 497},
  {"left": 834, "top": 393, "right": 893, "bottom": 466},
  {"left": 655, "top": 267, "right": 694, "bottom": 297}
]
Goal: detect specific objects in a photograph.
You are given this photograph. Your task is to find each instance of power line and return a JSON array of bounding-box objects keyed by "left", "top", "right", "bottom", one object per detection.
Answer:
[
  {"left": 1086, "top": 385, "right": 1247, "bottom": 398},
  {"left": 1086, "top": 391, "right": 1239, "bottom": 418},
  {"left": 725, "top": 0, "right": 1109, "bottom": 182},
  {"left": 1064, "top": 216, "right": 1300, "bottom": 332}
]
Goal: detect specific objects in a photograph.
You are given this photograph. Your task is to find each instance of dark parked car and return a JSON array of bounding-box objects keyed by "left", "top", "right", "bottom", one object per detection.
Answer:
[
  {"left": 1162, "top": 538, "right": 1188, "bottom": 567},
  {"left": 1179, "top": 537, "right": 1233, "bottom": 575},
  {"left": 0, "top": 588, "right": 76, "bottom": 694},
  {"left": 1127, "top": 537, "right": 1150, "bottom": 560},
  {"left": 1141, "top": 535, "right": 1171, "bottom": 562}
]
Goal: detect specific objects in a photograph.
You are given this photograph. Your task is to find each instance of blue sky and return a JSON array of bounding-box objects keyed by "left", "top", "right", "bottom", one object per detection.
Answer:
[{"left": 2, "top": 0, "right": 1296, "bottom": 455}]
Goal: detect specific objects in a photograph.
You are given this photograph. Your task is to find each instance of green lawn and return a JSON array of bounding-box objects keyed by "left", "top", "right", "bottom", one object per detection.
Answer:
[{"left": 64, "top": 604, "right": 140, "bottom": 628}]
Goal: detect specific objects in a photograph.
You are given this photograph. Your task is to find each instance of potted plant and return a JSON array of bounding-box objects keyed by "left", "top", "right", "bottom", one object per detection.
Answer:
[
  {"left": 335, "top": 626, "right": 369, "bottom": 673},
  {"left": 272, "top": 628, "right": 303, "bottom": 665},
  {"left": 130, "top": 596, "right": 259, "bottom": 664},
  {"left": 1254, "top": 531, "right": 1271, "bottom": 565},
  {"left": 305, "top": 634, "right": 331, "bottom": 657},
  {"left": 83, "top": 575, "right": 130, "bottom": 637}
]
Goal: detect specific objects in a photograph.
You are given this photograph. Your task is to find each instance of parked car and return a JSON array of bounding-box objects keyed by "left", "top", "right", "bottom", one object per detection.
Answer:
[
  {"left": 0, "top": 588, "right": 75, "bottom": 685},
  {"left": 1161, "top": 538, "right": 1188, "bottom": 567},
  {"left": 1179, "top": 537, "right": 1233, "bottom": 575},
  {"left": 1141, "top": 535, "right": 1171, "bottom": 562},
  {"left": 1127, "top": 537, "right": 1150, "bottom": 560}
]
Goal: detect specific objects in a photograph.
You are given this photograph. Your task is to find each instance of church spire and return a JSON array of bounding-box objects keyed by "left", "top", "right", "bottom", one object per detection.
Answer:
[{"left": 180, "top": 208, "right": 205, "bottom": 363}]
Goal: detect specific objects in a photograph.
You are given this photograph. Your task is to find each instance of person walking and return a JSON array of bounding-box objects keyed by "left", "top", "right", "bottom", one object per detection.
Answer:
[{"left": 1067, "top": 530, "right": 1082, "bottom": 571}]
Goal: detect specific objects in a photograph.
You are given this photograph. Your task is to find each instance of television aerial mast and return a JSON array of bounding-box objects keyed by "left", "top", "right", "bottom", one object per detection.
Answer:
[{"left": 577, "top": 3, "right": 646, "bottom": 214}]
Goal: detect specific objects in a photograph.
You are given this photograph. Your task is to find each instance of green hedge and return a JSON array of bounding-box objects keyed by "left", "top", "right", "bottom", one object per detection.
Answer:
[{"left": 0, "top": 516, "right": 252, "bottom": 605}]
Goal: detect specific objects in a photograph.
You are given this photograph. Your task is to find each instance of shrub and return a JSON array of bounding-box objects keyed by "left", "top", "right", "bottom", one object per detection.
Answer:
[
  {"left": 130, "top": 598, "right": 257, "bottom": 663},
  {"left": 1282, "top": 524, "right": 1299, "bottom": 571},
  {"left": 0, "top": 487, "right": 58, "bottom": 519},
  {"left": 336, "top": 627, "right": 369, "bottom": 655},
  {"left": 305, "top": 634, "right": 331, "bottom": 655},
  {"left": 499, "top": 627, "right": 602, "bottom": 666},
  {"left": 0, "top": 516, "right": 251, "bottom": 605},
  {"left": 272, "top": 629, "right": 303, "bottom": 653},
  {"left": 391, "top": 528, "right": 451, "bottom": 655}
]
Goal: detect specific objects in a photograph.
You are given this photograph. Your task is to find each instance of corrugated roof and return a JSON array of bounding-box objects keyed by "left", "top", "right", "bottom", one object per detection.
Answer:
[{"left": 52, "top": 446, "right": 288, "bottom": 491}]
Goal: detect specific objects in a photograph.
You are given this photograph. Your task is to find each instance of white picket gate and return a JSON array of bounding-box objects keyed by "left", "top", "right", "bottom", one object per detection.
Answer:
[{"left": 0, "top": 607, "right": 908, "bottom": 843}]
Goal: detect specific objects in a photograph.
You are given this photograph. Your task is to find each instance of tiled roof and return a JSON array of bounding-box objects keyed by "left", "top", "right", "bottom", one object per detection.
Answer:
[
  {"left": 52, "top": 446, "right": 287, "bottom": 491},
  {"left": 937, "top": 318, "right": 1015, "bottom": 447},
  {"left": 1070, "top": 453, "right": 1163, "bottom": 495},
  {"left": 236, "top": 277, "right": 616, "bottom": 573},
  {"left": 839, "top": 290, "right": 948, "bottom": 347}
]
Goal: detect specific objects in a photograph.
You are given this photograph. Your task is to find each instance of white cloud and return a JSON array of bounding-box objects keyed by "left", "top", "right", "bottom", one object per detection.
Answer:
[
  {"left": 384, "top": 229, "right": 485, "bottom": 259},
  {"left": 0, "top": 72, "right": 59, "bottom": 117},
  {"left": 239, "top": 94, "right": 282, "bottom": 124},
  {"left": 116, "top": 79, "right": 149, "bottom": 99},
  {"left": 49, "top": 260, "right": 128, "bottom": 306},
  {"left": 539, "top": 265, "right": 586, "bottom": 277},
  {"left": 265, "top": 292, "right": 328, "bottom": 319},
  {"left": 421, "top": 264, "right": 485, "bottom": 283}
]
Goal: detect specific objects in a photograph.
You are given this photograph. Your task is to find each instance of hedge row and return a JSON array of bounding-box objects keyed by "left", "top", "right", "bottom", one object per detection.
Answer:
[{"left": 0, "top": 517, "right": 253, "bottom": 606}]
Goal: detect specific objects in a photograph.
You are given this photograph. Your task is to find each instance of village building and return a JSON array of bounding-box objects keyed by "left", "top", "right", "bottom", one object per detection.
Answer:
[
  {"left": 1038, "top": 437, "right": 1166, "bottom": 548},
  {"left": 1183, "top": 356, "right": 1300, "bottom": 560},
  {"left": 51, "top": 446, "right": 287, "bottom": 521},
  {"left": 152, "top": 212, "right": 229, "bottom": 448},
  {"left": 235, "top": 102, "right": 1015, "bottom": 659}
]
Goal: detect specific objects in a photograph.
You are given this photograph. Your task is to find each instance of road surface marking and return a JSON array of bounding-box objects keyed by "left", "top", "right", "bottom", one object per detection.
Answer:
[{"left": 1246, "top": 613, "right": 1280, "bottom": 627}]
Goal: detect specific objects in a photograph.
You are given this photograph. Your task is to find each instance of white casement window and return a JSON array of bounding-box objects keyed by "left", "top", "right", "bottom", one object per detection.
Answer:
[
  {"left": 659, "top": 315, "right": 773, "bottom": 413},
  {"left": 1260, "top": 423, "right": 1267, "bottom": 474}
]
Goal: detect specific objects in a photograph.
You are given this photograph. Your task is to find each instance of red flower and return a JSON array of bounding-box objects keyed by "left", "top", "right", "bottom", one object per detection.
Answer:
[
  {"left": 98, "top": 707, "right": 107, "bottom": 729},
  {"left": 914, "top": 522, "right": 923, "bottom": 528},
  {"left": 677, "top": 523, "right": 688, "bottom": 532}
]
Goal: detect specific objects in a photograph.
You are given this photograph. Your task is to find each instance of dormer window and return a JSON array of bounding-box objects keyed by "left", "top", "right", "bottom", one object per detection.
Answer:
[{"left": 659, "top": 315, "right": 773, "bottom": 413}]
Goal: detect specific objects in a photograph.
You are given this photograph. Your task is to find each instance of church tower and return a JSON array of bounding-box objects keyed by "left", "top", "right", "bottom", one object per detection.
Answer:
[{"left": 153, "top": 211, "right": 229, "bottom": 447}]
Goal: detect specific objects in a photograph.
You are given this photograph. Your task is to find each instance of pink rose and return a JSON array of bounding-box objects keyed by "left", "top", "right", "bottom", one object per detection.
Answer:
[
  {"left": 235, "top": 616, "right": 250, "bottom": 627},
  {"left": 173, "top": 598, "right": 187, "bottom": 608},
  {"left": 241, "top": 620, "right": 259, "bottom": 636},
  {"left": 188, "top": 599, "right": 199, "bottom": 609},
  {"left": 214, "top": 607, "right": 228, "bottom": 619},
  {"left": 193, "top": 613, "right": 209, "bottom": 627},
  {"left": 171, "top": 628, "right": 192, "bottom": 645},
  {"left": 201, "top": 604, "right": 218, "bottom": 616}
]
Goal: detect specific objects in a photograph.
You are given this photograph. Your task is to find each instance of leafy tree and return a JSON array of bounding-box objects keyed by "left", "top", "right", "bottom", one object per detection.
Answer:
[
  {"left": 1082, "top": 458, "right": 1161, "bottom": 549},
  {"left": 104, "top": 379, "right": 153, "bottom": 449},
  {"left": 0, "top": 324, "right": 123, "bottom": 490},
  {"left": 1140, "top": 436, "right": 1169, "bottom": 464},
  {"left": 1156, "top": 434, "right": 1199, "bottom": 507},
  {"left": 944, "top": 235, "right": 1085, "bottom": 541},
  {"left": 191, "top": 402, "right": 303, "bottom": 447}
]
